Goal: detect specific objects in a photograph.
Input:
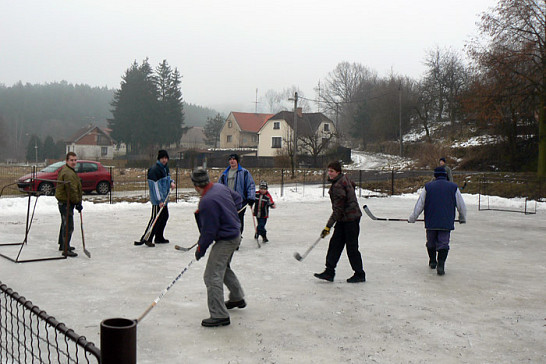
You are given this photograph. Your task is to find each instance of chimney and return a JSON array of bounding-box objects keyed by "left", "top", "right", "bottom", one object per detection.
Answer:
[{"left": 297, "top": 107, "right": 303, "bottom": 118}]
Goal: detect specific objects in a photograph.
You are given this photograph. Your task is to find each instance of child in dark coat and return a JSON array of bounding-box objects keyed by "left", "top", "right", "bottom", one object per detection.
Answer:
[{"left": 253, "top": 181, "right": 276, "bottom": 242}]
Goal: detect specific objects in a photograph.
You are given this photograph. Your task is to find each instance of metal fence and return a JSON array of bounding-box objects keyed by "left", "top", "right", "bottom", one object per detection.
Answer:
[
  {"left": 1, "top": 165, "right": 544, "bottom": 203},
  {"left": 0, "top": 281, "right": 100, "bottom": 363}
]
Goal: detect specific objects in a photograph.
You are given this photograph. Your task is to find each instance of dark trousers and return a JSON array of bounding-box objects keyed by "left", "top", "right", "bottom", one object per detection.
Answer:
[
  {"left": 238, "top": 208, "right": 246, "bottom": 234},
  {"left": 256, "top": 217, "right": 267, "bottom": 237},
  {"left": 58, "top": 202, "right": 74, "bottom": 249},
  {"left": 325, "top": 218, "right": 364, "bottom": 275},
  {"left": 141, "top": 205, "right": 169, "bottom": 242}
]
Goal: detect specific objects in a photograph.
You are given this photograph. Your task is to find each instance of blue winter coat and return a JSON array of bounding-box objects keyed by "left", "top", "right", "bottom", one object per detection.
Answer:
[
  {"left": 218, "top": 164, "right": 256, "bottom": 205},
  {"left": 147, "top": 161, "right": 173, "bottom": 205}
]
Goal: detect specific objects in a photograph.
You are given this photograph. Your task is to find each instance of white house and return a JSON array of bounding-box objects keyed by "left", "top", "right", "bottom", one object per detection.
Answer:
[
  {"left": 257, "top": 109, "right": 336, "bottom": 157},
  {"left": 65, "top": 125, "right": 116, "bottom": 160}
]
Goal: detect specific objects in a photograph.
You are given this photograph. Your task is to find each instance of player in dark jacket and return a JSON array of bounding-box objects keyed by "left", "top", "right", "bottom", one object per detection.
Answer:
[
  {"left": 252, "top": 181, "right": 276, "bottom": 242},
  {"left": 409, "top": 166, "right": 467, "bottom": 275},
  {"left": 314, "top": 161, "right": 365, "bottom": 283}
]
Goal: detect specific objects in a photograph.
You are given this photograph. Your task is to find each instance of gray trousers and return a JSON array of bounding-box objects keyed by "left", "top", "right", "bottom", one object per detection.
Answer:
[{"left": 203, "top": 236, "right": 244, "bottom": 319}]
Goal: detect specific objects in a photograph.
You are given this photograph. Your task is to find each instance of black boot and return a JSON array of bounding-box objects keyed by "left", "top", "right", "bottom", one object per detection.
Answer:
[
  {"left": 262, "top": 234, "right": 268, "bottom": 243},
  {"left": 437, "top": 249, "right": 449, "bottom": 276},
  {"left": 427, "top": 248, "right": 437, "bottom": 269},
  {"left": 314, "top": 269, "right": 334, "bottom": 282}
]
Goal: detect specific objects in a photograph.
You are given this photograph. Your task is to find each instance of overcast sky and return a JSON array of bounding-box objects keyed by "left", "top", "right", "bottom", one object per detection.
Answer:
[{"left": 0, "top": 0, "right": 497, "bottom": 113}]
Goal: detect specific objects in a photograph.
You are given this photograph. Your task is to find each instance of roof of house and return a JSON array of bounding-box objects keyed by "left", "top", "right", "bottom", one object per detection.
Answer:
[
  {"left": 66, "top": 125, "right": 113, "bottom": 144},
  {"left": 266, "top": 111, "right": 334, "bottom": 137},
  {"left": 231, "top": 112, "right": 275, "bottom": 133}
]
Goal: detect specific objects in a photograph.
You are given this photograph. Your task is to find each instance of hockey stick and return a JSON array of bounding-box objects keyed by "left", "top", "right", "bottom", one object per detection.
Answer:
[
  {"left": 363, "top": 205, "right": 416, "bottom": 222},
  {"left": 363, "top": 205, "right": 459, "bottom": 222},
  {"left": 79, "top": 211, "right": 91, "bottom": 258},
  {"left": 174, "top": 242, "right": 197, "bottom": 252},
  {"left": 136, "top": 192, "right": 170, "bottom": 244},
  {"left": 251, "top": 212, "right": 261, "bottom": 248},
  {"left": 136, "top": 259, "right": 195, "bottom": 323},
  {"left": 294, "top": 236, "right": 322, "bottom": 261}
]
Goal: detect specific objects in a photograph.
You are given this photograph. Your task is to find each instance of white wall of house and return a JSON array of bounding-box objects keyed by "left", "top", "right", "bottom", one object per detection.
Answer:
[
  {"left": 66, "top": 144, "right": 114, "bottom": 160},
  {"left": 257, "top": 119, "right": 292, "bottom": 157},
  {"left": 219, "top": 114, "right": 241, "bottom": 148}
]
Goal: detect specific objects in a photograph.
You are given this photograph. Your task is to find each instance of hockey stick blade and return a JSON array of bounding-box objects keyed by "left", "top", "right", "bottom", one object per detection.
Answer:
[
  {"left": 294, "top": 236, "right": 322, "bottom": 262},
  {"left": 174, "top": 243, "right": 197, "bottom": 252},
  {"left": 363, "top": 205, "right": 378, "bottom": 220},
  {"left": 83, "top": 248, "right": 91, "bottom": 258}
]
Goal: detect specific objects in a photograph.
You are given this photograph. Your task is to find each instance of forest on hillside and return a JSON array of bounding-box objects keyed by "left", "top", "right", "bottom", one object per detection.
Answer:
[{"left": 0, "top": 82, "right": 219, "bottom": 160}]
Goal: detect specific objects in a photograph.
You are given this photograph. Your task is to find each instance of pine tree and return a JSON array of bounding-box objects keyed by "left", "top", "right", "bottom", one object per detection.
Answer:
[
  {"left": 155, "top": 60, "right": 185, "bottom": 147},
  {"left": 203, "top": 113, "right": 225, "bottom": 147},
  {"left": 108, "top": 59, "right": 160, "bottom": 154},
  {"left": 26, "top": 135, "right": 42, "bottom": 163},
  {"left": 42, "top": 136, "right": 58, "bottom": 160}
]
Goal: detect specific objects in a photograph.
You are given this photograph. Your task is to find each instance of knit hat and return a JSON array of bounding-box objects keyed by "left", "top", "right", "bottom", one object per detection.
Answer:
[
  {"left": 228, "top": 153, "right": 239, "bottom": 163},
  {"left": 434, "top": 166, "right": 447, "bottom": 178},
  {"left": 191, "top": 167, "right": 210, "bottom": 187},
  {"left": 259, "top": 181, "right": 268, "bottom": 189},
  {"left": 439, "top": 157, "right": 446, "bottom": 163},
  {"left": 157, "top": 150, "right": 169, "bottom": 160}
]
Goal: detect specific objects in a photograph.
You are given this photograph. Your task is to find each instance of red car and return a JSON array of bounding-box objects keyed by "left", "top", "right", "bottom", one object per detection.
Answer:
[{"left": 17, "top": 160, "right": 113, "bottom": 195}]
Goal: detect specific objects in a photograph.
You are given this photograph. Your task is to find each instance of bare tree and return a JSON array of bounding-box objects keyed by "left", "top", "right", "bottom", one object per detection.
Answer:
[
  {"left": 467, "top": 0, "right": 545, "bottom": 175},
  {"left": 317, "top": 62, "right": 377, "bottom": 136},
  {"left": 261, "top": 87, "right": 309, "bottom": 113}
]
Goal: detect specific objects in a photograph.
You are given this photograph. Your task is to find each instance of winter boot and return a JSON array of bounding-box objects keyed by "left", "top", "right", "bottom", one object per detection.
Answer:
[
  {"left": 262, "top": 234, "right": 269, "bottom": 243},
  {"left": 436, "top": 249, "right": 449, "bottom": 276},
  {"left": 427, "top": 248, "right": 437, "bottom": 269},
  {"left": 347, "top": 271, "right": 366, "bottom": 283},
  {"left": 62, "top": 250, "right": 78, "bottom": 257},
  {"left": 314, "top": 269, "right": 334, "bottom": 282}
]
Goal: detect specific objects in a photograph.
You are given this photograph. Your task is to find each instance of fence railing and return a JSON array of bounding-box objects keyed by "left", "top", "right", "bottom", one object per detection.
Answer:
[
  {"left": 1, "top": 165, "right": 544, "bottom": 202},
  {"left": 0, "top": 281, "right": 101, "bottom": 363}
]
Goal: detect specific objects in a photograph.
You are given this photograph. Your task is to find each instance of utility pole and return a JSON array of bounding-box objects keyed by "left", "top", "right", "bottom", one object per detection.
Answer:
[
  {"left": 293, "top": 92, "right": 298, "bottom": 171},
  {"left": 399, "top": 83, "right": 403, "bottom": 156},
  {"left": 253, "top": 88, "right": 259, "bottom": 113},
  {"left": 35, "top": 139, "right": 38, "bottom": 164}
]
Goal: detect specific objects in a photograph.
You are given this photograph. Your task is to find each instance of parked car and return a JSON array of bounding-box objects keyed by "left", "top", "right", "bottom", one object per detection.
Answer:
[{"left": 17, "top": 160, "right": 113, "bottom": 195}]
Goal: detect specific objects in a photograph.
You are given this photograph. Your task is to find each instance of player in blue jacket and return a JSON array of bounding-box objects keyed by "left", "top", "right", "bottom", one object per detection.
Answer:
[{"left": 135, "top": 150, "right": 175, "bottom": 247}]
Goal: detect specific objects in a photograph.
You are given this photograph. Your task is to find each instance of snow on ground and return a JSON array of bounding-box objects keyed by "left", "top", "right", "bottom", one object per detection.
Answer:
[
  {"left": 1, "top": 184, "right": 545, "bottom": 364},
  {"left": 347, "top": 150, "right": 413, "bottom": 170}
]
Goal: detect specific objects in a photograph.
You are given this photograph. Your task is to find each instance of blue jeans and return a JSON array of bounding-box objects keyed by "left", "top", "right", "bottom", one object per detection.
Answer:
[{"left": 256, "top": 217, "right": 267, "bottom": 237}]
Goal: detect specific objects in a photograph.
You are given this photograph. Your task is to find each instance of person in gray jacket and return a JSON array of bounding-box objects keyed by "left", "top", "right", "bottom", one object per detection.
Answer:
[{"left": 409, "top": 167, "right": 466, "bottom": 275}]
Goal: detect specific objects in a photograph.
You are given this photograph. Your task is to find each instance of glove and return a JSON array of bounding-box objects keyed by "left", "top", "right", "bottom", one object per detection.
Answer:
[
  {"left": 320, "top": 227, "right": 330, "bottom": 238},
  {"left": 408, "top": 216, "right": 415, "bottom": 223},
  {"left": 247, "top": 200, "right": 254, "bottom": 208},
  {"left": 459, "top": 219, "right": 466, "bottom": 224},
  {"left": 75, "top": 203, "right": 83, "bottom": 212},
  {"left": 195, "top": 245, "right": 205, "bottom": 261}
]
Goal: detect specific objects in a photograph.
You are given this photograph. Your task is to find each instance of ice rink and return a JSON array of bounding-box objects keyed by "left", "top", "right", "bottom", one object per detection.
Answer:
[{"left": 0, "top": 186, "right": 545, "bottom": 363}]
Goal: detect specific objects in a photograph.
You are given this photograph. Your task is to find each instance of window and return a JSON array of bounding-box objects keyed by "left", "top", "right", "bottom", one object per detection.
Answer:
[
  {"left": 272, "top": 137, "right": 282, "bottom": 148},
  {"left": 273, "top": 122, "right": 280, "bottom": 130},
  {"left": 81, "top": 163, "right": 98, "bottom": 173},
  {"left": 227, "top": 135, "right": 232, "bottom": 143},
  {"left": 101, "top": 147, "right": 108, "bottom": 156},
  {"left": 323, "top": 123, "right": 330, "bottom": 132},
  {"left": 228, "top": 121, "right": 233, "bottom": 128}
]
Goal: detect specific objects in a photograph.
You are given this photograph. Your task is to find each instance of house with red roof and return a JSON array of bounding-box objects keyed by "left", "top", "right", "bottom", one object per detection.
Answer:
[
  {"left": 65, "top": 125, "right": 117, "bottom": 159},
  {"left": 219, "top": 112, "right": 274, "bottom": 148}
]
